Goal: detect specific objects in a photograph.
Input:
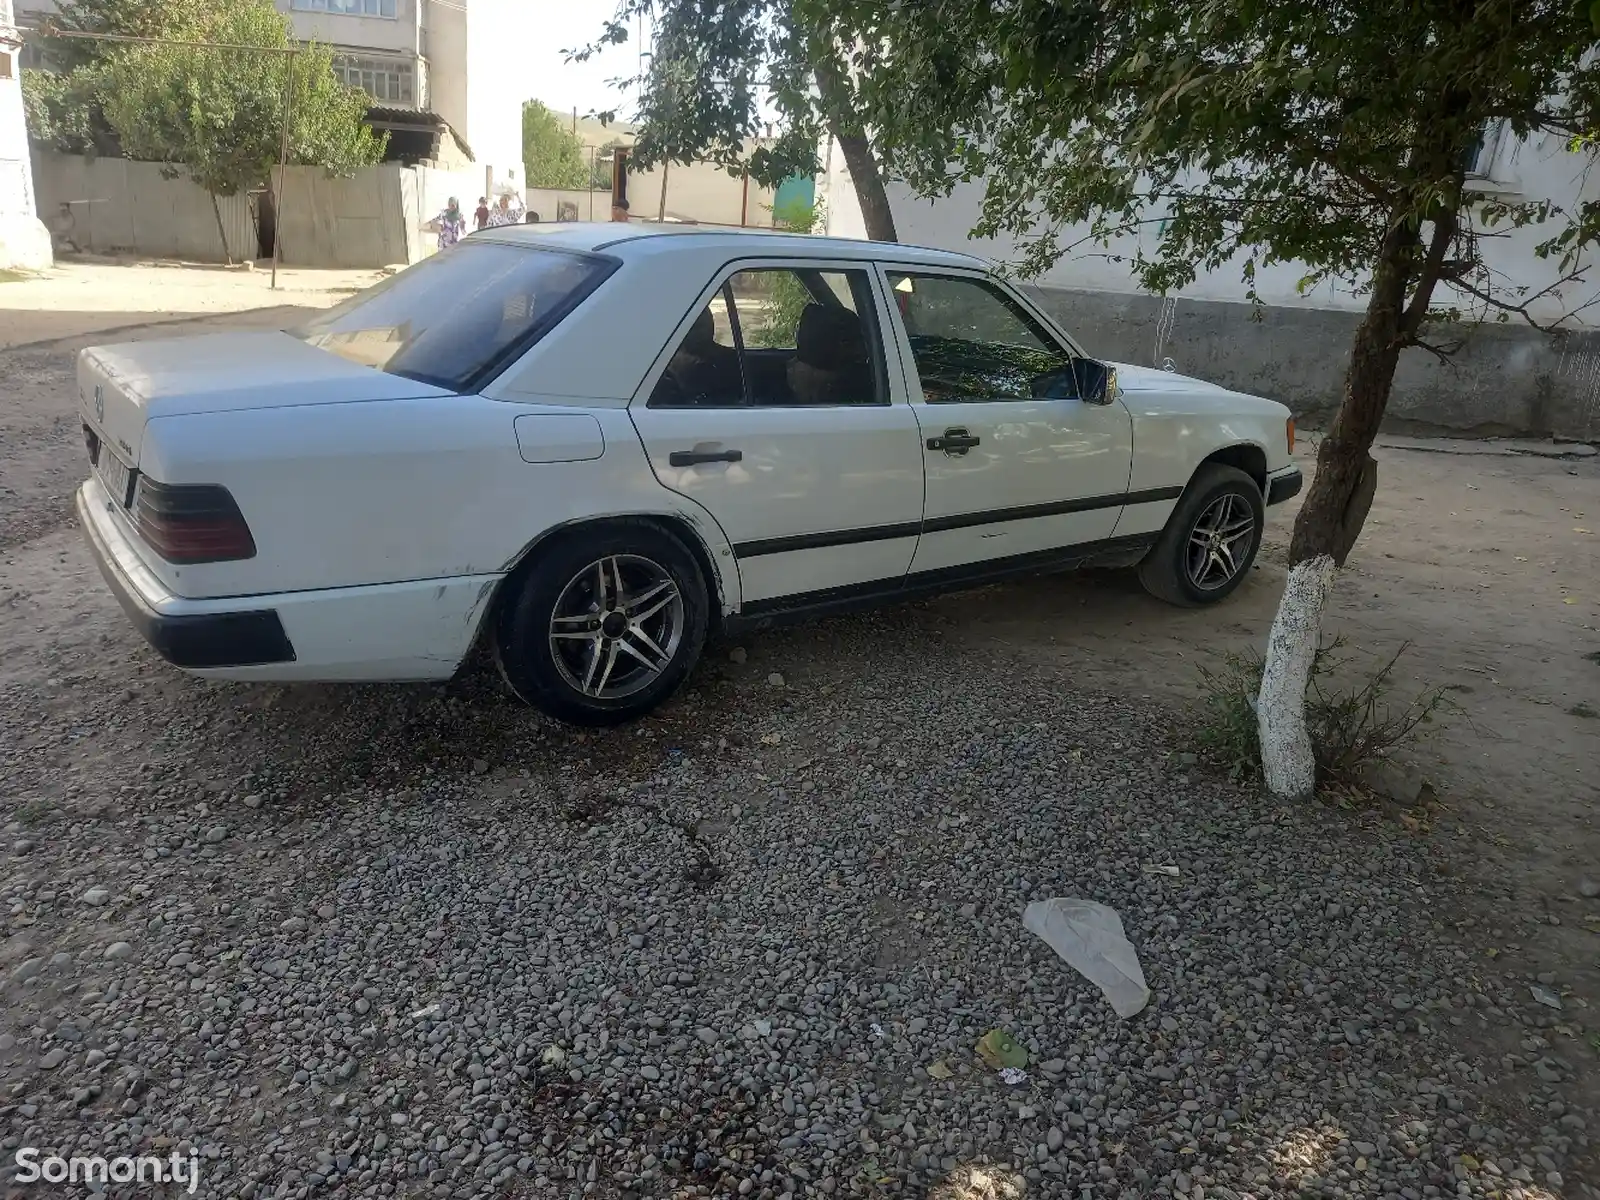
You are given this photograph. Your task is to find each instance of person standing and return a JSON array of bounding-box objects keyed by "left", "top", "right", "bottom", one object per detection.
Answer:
[
  {"left": 435, "top": 197, "right": 466, "bottom": 251},
  {"left": 473, "top": 197, "right": 490, "bottom": 230},
  {"left": 487, "top": 193, "right": 525, "bottom": 227}
]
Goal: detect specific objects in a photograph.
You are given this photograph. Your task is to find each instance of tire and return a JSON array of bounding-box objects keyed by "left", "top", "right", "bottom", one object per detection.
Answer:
[
  {"left": 1137, "top": 463, "right": 1265, "bottom": 607},
  {"left": 493, "top": 521, "right": 710, "bottom": 726}
]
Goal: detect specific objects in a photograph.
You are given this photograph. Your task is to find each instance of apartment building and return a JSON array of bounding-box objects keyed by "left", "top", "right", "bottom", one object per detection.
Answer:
[{"left": 274, "top": 0, "right": 525, "bottom": 186}]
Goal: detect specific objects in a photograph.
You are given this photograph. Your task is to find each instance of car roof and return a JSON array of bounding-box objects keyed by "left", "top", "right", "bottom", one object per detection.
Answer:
[{"left": 469, "top": 221, "right": 990, "bottom": 271}]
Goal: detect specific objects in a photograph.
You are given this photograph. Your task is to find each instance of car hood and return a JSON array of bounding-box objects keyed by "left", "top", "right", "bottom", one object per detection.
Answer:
[
  {"left": 82, "top": 330, "right": 454, "bottom": 421},
  {"left": 1107, "top": 360, "right": 1287, "bottom": 417},
  {"left": 1108, "top": 361, "right": 1236, "bottom": 396}
]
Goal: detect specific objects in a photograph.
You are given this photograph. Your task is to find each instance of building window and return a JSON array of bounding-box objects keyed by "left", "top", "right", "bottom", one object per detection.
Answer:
[
  {"left": 1463, "top": 120, "right": 1506, "bottom": 180},
  {"left": 291, "top": 0, "right": 397, "bottom": 18},
  {"left": 332, "top": 54, "right": 414, "bottom": 104}
]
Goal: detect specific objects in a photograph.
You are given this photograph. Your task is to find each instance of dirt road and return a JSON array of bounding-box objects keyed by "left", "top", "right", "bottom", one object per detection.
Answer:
[{"left": 1, "top": 263, "right": 1596, "bottom": 1196}]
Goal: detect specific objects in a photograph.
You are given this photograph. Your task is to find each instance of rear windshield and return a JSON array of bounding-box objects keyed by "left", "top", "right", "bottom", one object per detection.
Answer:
[{"left": 294, "top": 241, "right": 615, "bottom": 392}]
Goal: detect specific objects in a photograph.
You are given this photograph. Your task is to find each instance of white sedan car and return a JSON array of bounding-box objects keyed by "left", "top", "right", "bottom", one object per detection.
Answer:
[{"left": 75, "top": 225, "right": 1301, "bottom": 725}]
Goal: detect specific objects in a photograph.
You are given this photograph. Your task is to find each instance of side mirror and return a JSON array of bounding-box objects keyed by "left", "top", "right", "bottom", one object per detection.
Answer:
[{"left": 1071, "top": 358, "right": 1116, "bottom": 405}]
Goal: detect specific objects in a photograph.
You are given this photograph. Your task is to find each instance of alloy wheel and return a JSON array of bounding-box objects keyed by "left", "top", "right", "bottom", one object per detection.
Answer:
[
  {"left": 548, "top": 555, "right": 686, "bottom": 700},
  {"left": 1185, "top": 492, "right": 1256, "bottom": 591}
]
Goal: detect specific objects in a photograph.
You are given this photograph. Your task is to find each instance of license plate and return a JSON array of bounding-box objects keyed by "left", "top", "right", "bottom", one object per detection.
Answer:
[{"left": 96, "top": 444, "right": 134, "bottom": 507}]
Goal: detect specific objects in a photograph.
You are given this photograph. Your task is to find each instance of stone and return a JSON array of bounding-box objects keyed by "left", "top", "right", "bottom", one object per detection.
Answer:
[{"left": 103, "top": 941, "right": 134, "bottom": 961}]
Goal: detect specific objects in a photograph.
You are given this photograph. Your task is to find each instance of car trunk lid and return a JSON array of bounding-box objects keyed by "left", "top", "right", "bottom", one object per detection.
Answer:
[{"left": 78, "top": 330, "right": 455, "bottom": 469}]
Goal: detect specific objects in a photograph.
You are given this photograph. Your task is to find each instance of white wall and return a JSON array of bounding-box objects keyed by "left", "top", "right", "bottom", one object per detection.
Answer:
[
  {"left": 627, "top": 160, "right": 777, "bottom": 226},
  {"left": 1, "top": 25, "right": 54, "bottom": 269},
  {"left": 824, "top": 129, "right": 1600, "bottom": 328},
  {"left": 419, "top": 0, "right": 465, "bottom": 136}
]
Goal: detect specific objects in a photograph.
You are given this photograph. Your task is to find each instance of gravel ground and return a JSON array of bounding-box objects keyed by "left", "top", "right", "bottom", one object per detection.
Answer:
[{"left": 1, "top": 597, "right": 1594, "bottom": 1199}]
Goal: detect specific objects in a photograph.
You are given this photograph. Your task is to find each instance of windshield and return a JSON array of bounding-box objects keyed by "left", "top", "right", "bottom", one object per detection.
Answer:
[{"left": 294, "top": 241, "right": 616, "bottom": 391}]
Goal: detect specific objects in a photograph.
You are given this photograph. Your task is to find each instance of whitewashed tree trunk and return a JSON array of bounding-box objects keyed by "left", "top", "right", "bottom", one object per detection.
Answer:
[{"left": 1257, "top": 554, "right": 1338, "bottom": 801}]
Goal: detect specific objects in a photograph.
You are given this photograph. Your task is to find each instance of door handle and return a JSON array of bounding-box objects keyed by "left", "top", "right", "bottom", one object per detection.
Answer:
[
  {"left": 669, "top": 448, "right": 743, "bottom": 467},
  {"left": 927, "top": 428, "right": 980, "bottom": 455}
]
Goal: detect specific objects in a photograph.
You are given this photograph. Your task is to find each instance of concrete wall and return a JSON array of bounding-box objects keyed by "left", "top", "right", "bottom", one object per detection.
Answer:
[
  {"left": 524, "top": 187, "right": 606, "bottom": 223},
  {"left": 30, "top": 152, "right": 479, "bottom": 267},
  {"left": 32, "top": 153, "right": 257, "bottom": 262},
  {"left": 274, "top": 163, "right": 409, "bottom": 267},
  {"left": 1026, "top": 286, "right": 1600, "bottom": 442},
  {"left": 626, "top": 161, "right": 778, "bottom": 226}
]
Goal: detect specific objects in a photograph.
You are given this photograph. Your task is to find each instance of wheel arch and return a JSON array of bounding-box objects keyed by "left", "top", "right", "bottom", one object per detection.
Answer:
[
  {"left": 1194, "top": 441, "right": 1268, "bottom": 496},
  {"left": 498, "top": 511, "right": 731, "bottom": 626},
  {"left": 448, "top": 513, "right": 734, "bottom": 682}
]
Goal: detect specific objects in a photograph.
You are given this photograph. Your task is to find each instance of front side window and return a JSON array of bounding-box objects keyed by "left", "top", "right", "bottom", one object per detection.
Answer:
[
  {"left": 887, "top": 272, "right": 1077, "bottom": 403},
  {"left": 649, "top": 266, "right": 882, "bottom": 408},
  {"left": 295, "top": 242, "right": 614, "bottom": 391}
]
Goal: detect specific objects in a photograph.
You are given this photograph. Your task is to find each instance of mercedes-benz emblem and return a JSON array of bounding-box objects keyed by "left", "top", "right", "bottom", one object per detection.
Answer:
[{"left": 94, "top": 385, "right": 104, "bottom": 422}]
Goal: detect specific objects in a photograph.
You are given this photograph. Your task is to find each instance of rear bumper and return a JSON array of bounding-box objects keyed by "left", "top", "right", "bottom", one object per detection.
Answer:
[
  {"left": 76, "top": 478, "right": 502, "bottom": 683},
  {"left": 1266, "top": 466, "right": 1303, "bottom": 506},
  {"left": 77, "top": 482, "right": 295, "bottom": 668}
]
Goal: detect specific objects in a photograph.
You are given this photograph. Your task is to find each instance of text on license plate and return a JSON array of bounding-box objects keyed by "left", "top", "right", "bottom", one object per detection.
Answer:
[{"left": 97, "top": 446, "right": 133, "bottom": 507}]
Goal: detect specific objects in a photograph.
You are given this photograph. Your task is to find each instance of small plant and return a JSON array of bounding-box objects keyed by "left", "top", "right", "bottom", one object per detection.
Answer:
[
  {"left": 14, "top": 799, "right": 57, "bottom": 827},
  {"left": 1193, "top": 638, "right": 1452, "bottom": 791}
]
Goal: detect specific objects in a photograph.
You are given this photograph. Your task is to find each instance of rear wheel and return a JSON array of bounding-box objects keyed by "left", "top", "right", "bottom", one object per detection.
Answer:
[
  {"left": 1137, "top": 463, "right": 1264, "bottom": 607},
  {"left": 494, "top": 523, "right": 709, "bottom": 725}
]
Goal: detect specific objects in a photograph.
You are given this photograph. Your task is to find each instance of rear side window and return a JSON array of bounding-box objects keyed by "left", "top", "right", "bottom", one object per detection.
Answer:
[
  {"left": 649, "top": 266, "right": 883, "bottom": 408},
  {"left": 295, "top": 242, "right": 615, "bottom": 392}
]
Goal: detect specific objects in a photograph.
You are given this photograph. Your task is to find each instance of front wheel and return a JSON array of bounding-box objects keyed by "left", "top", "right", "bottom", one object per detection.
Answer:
[
  {"left": 1137, "top": 463, "right": 1265, "bottom": 607},
  {"left": 494, "top": 523, "right": 709, "bottom": 725}
]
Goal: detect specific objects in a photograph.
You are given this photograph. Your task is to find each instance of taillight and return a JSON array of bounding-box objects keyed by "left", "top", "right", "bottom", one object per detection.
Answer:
[
  {"left": 1286, "top": 417, "right": 1296, "bottom": 455},
  {"left": 132, "top": 478, "right": 256, "bottom": 563}
]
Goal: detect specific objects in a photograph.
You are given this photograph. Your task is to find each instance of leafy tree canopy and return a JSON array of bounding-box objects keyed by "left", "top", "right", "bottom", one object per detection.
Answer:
[
  {"left": 43, "top": 0, "right": 213, "bottom": 71},
  {"left": 818, "top": 0, "right": 1600, "bottom": 300},
  {"left": 95, "top": 0, "right": 383, "bottom": 200},
  {"left": 523, "top": 100, "right": 590, "bottom": 190},
  {"left": 580, "top": 0, "right": 898, "bottom": 238}
]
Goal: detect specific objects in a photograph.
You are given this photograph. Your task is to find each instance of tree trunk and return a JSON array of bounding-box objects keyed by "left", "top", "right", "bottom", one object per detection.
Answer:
[
  {"left": 813, "top": 51, "right": 898, "bottom": 242},
  {"left": 1288, "top": 214, "right": 1418, "bottom": 567},
  {"left": 209, "top": 192, "right": 234, "bottom": 266},
  {"left": 1257, "top": 555, "right": 1337, "bottom": 801},
  {"left": 829, "top": 121, "right": 898, "bottom": 242}
]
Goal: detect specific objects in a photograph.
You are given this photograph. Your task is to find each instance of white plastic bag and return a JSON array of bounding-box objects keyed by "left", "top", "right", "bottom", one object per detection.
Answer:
[{"left": 1023, "top": 898, "right": 1150, "bottom": 1018}]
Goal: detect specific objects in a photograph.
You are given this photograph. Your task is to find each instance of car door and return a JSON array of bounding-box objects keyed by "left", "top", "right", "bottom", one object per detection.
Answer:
[
  {"left": 879, "top": 267, "right": 1136, "bottom": 577},
  {"left": 628, "top": 259, "right": 925, "bottom": 607}
]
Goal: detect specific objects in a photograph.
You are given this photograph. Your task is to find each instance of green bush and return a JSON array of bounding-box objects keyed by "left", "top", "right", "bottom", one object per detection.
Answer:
[{"left": 1194, "top": 638, "right": 1451, "bottom": 790}]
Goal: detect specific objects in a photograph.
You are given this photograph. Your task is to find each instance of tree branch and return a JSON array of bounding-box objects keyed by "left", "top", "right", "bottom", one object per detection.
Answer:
[
  {"left": 1445, "top": 274, "right": 1591, "bottom": 332},
  {"left": 1400, "top": 207, "right": 1459, "bottom": 338}
]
